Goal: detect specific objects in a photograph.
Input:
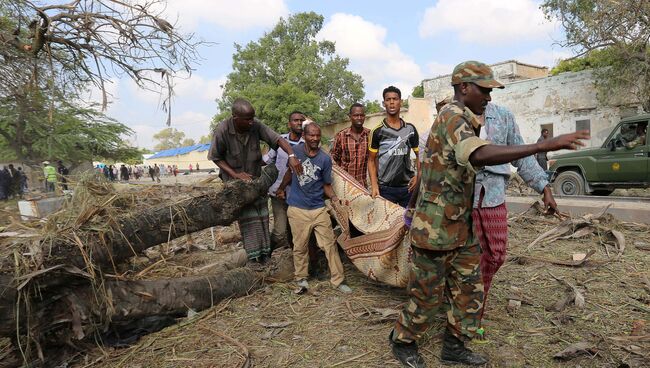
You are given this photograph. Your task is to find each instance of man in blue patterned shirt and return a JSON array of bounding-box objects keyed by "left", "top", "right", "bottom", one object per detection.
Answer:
[{"left": 472, "top": 102, "right": 558, "bottom": 326}]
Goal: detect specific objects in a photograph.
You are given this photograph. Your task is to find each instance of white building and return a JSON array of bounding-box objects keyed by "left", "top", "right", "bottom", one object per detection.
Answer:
[{"left": 422, "top": 60, "right": 642, "bottom": 148}]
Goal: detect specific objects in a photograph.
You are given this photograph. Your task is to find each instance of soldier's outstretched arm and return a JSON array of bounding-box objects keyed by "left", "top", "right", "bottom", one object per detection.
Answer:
[{"left": 469, "top": 130, "right": 590, "bottom": 167}]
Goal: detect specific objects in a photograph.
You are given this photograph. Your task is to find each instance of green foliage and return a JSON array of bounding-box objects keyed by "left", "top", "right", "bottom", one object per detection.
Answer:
[
  {"left": 542, "top": 0, "right": 650, "bottom": 110},
  {"left": 411, "top": 84, "right": 424, "bottom": 98},
  {"left": 364, "top": 100, "right": 383, "bottom": 115},
  {"left": 198, "top": 135, "right": 211, "bottom": 144},
  {"left": 550, "top": 48, "right": 615, "bottom": 75},
  {"left": 214, "top": 12, "right": 365, "bottom": 132},
  {"left": 0, "top": 86, "right": 137, "bottom": 165},
  {"left": 181, "top": 138, "right": 196, "bottom": 147},
  {"left": 152, "top": 128, "right": 187, "bottom": 151}
]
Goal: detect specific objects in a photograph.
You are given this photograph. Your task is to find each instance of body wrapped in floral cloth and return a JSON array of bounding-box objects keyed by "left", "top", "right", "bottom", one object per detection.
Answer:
[{"left": 329, "top": 165, "right": 412, "bottom": 287}]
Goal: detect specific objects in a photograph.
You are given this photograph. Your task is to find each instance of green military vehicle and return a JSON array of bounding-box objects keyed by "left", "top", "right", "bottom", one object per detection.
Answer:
[{"left": 549, "top": 114, "right": 649, "bottom": 196}]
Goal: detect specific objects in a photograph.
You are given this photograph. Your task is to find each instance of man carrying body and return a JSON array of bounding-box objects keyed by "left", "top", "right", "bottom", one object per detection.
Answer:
[
  {"left": 276, "top": 123, "right": 351, "bottom": 293},
  {"left": 473, "top": 103, "right": 558, "bottom": 332},
  {"left": 209, "top": 98, "right": 302, "bottom": 263},
  {"left": 331, "top": 103, "right": 370, "bottom": 187},
  {"left": 536, "top": 128, "right": 550, "bottom": 170},
  {"left": 265, "top": 111, "right": 305, "bottom": 249},
  {"left": 368, "top": 86, "right": 420, "bottom": 207},
  {"left": 389, "top": 61, "right": 589, "bottom": 367}
]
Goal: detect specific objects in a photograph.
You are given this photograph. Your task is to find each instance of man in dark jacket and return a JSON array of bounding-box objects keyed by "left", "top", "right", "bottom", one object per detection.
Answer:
[{"left": 57, "top": 161, "right": 69, "bottom": 190}]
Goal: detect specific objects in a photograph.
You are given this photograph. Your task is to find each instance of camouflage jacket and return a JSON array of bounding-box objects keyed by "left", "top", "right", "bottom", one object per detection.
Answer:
[{"left": 410, "top": 101, "right": 490, "bottom": 250}]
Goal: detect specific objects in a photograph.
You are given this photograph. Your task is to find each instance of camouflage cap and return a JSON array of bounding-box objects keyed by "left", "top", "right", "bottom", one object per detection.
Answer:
[{"left": 451, "top": 61, "right": 504, "bottom": 89}]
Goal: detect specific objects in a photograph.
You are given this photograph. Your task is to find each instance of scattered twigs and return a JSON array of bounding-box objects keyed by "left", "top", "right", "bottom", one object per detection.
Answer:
[
  {"left": 510, "top": 249, "right": 598, "bottom": 267},
  {"left": 329, "top": 351, "right": 371, "bottom": 367},
  {"left": 200, "top": 327, "right": 250, "bottom": 368},
  {"left": 548, "top": 272, "right": 586, "bottom": 310}
]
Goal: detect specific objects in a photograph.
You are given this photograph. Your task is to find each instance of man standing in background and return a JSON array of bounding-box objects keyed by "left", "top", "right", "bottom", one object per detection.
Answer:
[
  {"left": 536, "top": 128, "right": 550, "bottom": 169},
  {"left": 368, "top": 86, "right": 420, "bottom": 207},
  {"left": 57, "top": 160, "right": 69, "bottom": 190},
  {"left": 265, "top": 110, "right": 305, "bottom": 249},
  {"left": 331, "top": 103, "right": 370, "bottom": 187},
  {"left": 43, "top": 161, "right": 57, "bottom": 192}
]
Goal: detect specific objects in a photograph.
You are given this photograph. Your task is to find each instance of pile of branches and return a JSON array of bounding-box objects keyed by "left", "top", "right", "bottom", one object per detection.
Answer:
[{"left": 0, "top": 166, "right": 278, "bottom": 365}]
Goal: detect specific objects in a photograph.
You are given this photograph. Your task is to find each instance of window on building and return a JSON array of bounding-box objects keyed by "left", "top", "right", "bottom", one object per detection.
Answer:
[{"left": 576, "top": 119, "right": 591, "bottom": 133}]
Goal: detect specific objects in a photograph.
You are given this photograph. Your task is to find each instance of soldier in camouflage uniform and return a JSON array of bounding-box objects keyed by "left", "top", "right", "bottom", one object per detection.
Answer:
[{"left": 389, "top": 61, "right": 590, "bottom": 368}]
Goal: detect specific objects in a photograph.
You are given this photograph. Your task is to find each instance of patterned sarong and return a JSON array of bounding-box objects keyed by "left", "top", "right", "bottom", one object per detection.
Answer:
[
  {"left": 238, "top": 196, "right": 271, "bottom": 260},
  {"left": 329, "top": 166, "right": 413, "bottom": 287},
  {"left": 472, "top": 200, "right": 508, "bottom": 297}
]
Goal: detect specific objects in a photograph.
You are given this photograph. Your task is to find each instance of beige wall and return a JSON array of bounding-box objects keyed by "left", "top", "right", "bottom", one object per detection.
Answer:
[
  {"left": 143, "top": 149, "right": 217, "bottom": 170},
  {"left": 320, "top": 96, "right": 435, "bottom": 141}
]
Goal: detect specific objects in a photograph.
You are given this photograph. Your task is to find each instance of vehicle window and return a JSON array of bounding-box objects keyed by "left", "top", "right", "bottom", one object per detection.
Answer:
[{"left": 609, "top": 122, "right": 648, "bottom": 149}]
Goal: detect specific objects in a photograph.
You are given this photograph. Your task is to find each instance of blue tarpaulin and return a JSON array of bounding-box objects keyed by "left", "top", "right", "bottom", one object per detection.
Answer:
[{"left": 148, "top": 143, "right": 211, "bottom": 159}]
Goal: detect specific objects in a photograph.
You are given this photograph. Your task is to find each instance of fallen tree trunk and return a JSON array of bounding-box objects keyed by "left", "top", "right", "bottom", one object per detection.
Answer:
[
  {"left": 38, "top": 165, "right": 278, "bottom": 272},
  {"left": 1, "top": 268, "right": 261, "bottom": 367},
  {"left": 0, "top": 166, "right": 277, "bottom": 345},
  {"left": 34, "top": 268, "right": 260, "bottom": 341}
]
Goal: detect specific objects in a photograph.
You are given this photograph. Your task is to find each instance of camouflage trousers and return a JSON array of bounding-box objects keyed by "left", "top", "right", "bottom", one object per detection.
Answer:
[{"left": 392, "top": 242, "right": 484, "bottom": 343}]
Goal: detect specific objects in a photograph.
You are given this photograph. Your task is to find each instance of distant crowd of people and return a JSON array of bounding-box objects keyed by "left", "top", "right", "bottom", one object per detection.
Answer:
[
  {"left": 1, "top": 160, "right": 72, "bottom": 200},
  {"left": 95, "top": 163, "right": 203, "bottom": 183},
  {"left": 0, "top": 164, "right": 28, "bottom": 200}
]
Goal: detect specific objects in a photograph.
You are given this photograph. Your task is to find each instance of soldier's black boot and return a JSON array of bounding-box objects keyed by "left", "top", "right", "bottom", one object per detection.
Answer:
[
  {"left": 388, "top": 330, "right": 426, "bottom": 368},
  {"left": 440, "top": 330, "right": 488, "bottom": 366}
]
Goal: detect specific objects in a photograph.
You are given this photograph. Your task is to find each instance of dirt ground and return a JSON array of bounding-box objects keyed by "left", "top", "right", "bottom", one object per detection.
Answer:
[
  {"left": 1, "top": 176, "right": 649, "bottom": 368},
  {"left": 84, "top": 214, "right": 650, "bottom": 367}
]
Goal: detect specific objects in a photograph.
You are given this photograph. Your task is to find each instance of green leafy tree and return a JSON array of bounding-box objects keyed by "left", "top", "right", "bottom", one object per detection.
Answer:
[
  {"left": 0, "top": 87, "right": 139, "bottom": 166},
  {"left": 152, "top": 128, "right": 186, "bottom": 151},
  {"left": 181, "top": 138, "right": 196, "bottom": 147},
  {"left": 364, "top": 100, "right": 383, "bottom": 115},
  {"left": 214, "top": 12, "right": 365, "bottom": 132},
  {"left": 550, "top": 48, "right": 615, "bottom": 75},
  {"left": 411, "top": 84, "right": 424, "bottom": 98},
  {"left": 198, "top": 135, "right": 212, "bottom": 144},
  {"left": 542, "top": 0, "right": 650, "bottom": 110}
]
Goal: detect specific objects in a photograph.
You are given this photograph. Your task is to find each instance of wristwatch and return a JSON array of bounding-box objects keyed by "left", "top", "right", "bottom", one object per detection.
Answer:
[{"left": 288, "top": 154, "right": 295, "bottom": 158}]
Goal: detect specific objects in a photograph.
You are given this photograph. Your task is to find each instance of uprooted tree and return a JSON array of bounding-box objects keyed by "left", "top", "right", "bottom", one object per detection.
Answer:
[{"left": 0, "top": 166, "right": 278, "bottom": 365}]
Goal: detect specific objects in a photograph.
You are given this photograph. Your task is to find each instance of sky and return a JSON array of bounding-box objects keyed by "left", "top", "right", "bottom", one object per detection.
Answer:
[{"left": 92, "top": 0, "right": 573, "bottom": 150}]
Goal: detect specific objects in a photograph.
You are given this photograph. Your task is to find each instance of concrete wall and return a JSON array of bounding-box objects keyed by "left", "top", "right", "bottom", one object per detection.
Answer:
[
  {"left": 489, "top": 70, "right": 640, "bottom": 148},
  {"left": 423, "top": 66, "right": 642, "bottom": 151},
  {"left": 320, "top": 96, "right": 435, "bottom": 141},
  {"left": 491, "top": 60, "right": 549, "bottom": 82}
]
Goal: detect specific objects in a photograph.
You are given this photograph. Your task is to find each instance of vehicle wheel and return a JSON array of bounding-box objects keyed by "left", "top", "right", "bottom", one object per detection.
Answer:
[
  {"left": 592, "top": 189, "right": 614, "bottom": 196},
  {"left": 553, "top": 171, "right": 585, "bottom": 196}
]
